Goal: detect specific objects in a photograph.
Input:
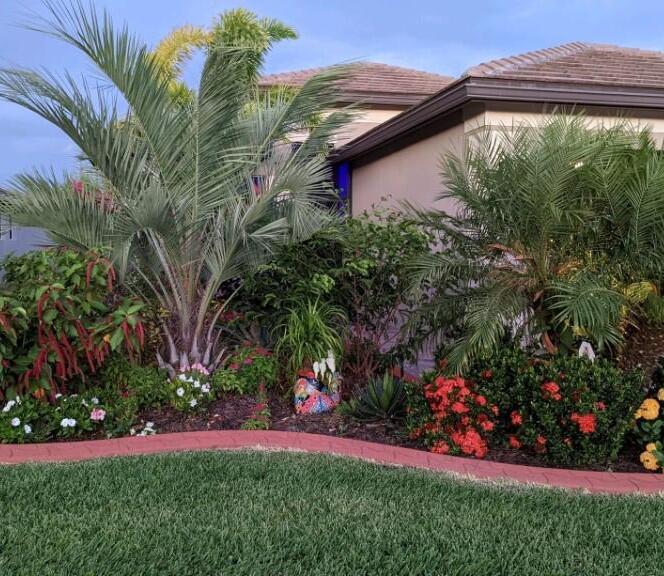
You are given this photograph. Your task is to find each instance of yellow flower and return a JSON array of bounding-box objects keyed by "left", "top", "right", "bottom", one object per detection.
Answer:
[
  {"left": 646, "top": 443, "right": 658, "bottom": 453},
  {"left": 640, "top": 451, "right": 660, "bottom": 471},
  {"left": 637, "top": 398, "right": 660, "bottom": 421},
  {"left": 658, "top": 389, "right": 664, "bottom": 402}
]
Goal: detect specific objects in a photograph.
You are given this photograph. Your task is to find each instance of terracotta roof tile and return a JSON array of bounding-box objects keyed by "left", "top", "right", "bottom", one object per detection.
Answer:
[
  {"left": 259, "top": 62, "right": 453, "bottom": 105},
  {"left": 465, "top": 42, "right": 664, "bottom": 89}
]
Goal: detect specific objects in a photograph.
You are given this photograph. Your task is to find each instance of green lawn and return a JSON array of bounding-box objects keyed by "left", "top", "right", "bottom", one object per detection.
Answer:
[{"left": 0, "top": 451, "right": 661, "bottom": 576}]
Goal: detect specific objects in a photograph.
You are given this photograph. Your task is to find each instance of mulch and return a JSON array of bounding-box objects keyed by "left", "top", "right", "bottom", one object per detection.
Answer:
[{"left": 132, "top": 392, "right": 646, "bottom": 473}]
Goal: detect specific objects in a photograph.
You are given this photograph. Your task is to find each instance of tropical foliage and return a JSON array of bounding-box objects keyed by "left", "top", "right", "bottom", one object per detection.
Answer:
[
  {"left": 0, "top": 1, "right": 350, "bottom": 376},
  {"left": 408, "top": 116, "right": 664, "bottom": 369},
  {"left": 238, "top": 211, "right": 431, "bottom": 383},
  {"left": 152, "top": 8, "right": 297, "bottom": 104},
  {"left": 0, "top": 249, "right": 144, "bottom": 400}
]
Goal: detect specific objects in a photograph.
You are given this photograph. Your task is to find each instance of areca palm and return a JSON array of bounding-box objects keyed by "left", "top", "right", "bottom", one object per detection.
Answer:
[
  {"left": 408, "top": 115, "right": 664, "bottom": 371},
  {"left": 0, "top": 1, "right": 349, "bottom": 375}
]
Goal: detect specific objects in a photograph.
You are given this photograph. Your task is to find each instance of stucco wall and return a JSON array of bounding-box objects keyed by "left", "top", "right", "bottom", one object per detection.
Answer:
[
  {"left": 350, "top": 122, "right": 466, "bottom": 216},
  {"left": 350, "top": 103, "right": 664, "bottom": 216}
]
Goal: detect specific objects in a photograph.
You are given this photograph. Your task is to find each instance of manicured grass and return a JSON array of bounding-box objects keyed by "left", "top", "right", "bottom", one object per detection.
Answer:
[{"left": 0, "top": 452, "right": 661, "bottom": 576}]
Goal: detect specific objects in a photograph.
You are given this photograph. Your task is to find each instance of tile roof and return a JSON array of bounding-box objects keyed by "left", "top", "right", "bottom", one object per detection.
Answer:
[
  {"left": 464, "top": 42, "right": 664, "bottom": 89},
  {"left": 259, "top": 62, "right": 453, "bottom": 105}
]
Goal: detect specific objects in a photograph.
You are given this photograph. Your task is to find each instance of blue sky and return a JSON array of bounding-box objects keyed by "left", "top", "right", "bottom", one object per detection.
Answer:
[{"left": 2, "top": 0, "right": 664, "bottom": 184}]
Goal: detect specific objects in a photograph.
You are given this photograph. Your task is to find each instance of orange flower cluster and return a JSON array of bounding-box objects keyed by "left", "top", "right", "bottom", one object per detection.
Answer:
[
  {"left": 570, "top": 412, "right": 597, "bottom": 434},
  {"left": 541, "top": 381, "right": 562, "bottom": 401},
  {"left": 420, "top": 376, "right": 497, "bottom": 459}
]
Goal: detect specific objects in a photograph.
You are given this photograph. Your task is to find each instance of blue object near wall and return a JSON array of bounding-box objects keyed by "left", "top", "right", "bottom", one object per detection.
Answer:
[{"left": 333, "top": 161, "right": 351, "bottom": 212}]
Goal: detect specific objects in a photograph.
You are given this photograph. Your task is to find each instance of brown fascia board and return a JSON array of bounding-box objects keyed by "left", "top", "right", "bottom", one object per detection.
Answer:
[{"left": 332, "top": 75, "right": 664, "bottom": 164}]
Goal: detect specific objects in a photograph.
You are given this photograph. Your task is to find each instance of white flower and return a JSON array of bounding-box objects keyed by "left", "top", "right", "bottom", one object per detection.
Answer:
[
  {"left": 176, "top": 387, "right": 185, "bottom": 397},
  {"left": 130, "top": 427, "right": 137, "bottom": 436},
  {"left": 145, "top": 421, "right": 155, "bottom": 429},
  {"left": 186, "top": 376, "right": 195, "bottom": 383},
  {"left": 15, "top": 397, "right": 21, "bottom": 405},
  {"left": 178, "top": 374, "right": 187, "bottom": 382},
  {"left": 23, "top": 424, "right": 32, "bottom": 434},
  {"left": 55, "top": 393, "right": 62, "bottom": 399},
  {"left": 201, "top": 384, "right": 211, "bottom": 394},
  {"left": 189, "top": 399, "right": 198, "bottom": 408},
  {"left": 60, "top": 418, "right": 77, "bottom": 428},
  {"left": 193, "top": 381, "right": 201, "bottom": 389},
  {"left": 326, "top": 351, "right": 336, "bottom": 375},
  {"left": 2, "top": 400, "right": 16, "bottom": 413},
  {"left": 81, "top": 399, "right": 88, "bottom": 407},
  {"left": 91, "top": 397, "right": 99, "bottom": 405},
  {"left": 10, "top": 417, "right": 20, "bottom": 427}
]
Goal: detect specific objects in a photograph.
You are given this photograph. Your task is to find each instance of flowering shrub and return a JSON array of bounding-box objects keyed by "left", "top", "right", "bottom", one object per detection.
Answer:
[
  {"left": 406, "top": 375, "right": 497, "bottom": 458},
  {"left": 0, "top": 388, "right": 137, "bottom": 443},
  {"left": 167, "top": 369, "right": 213, "bottom": 412},
  {"left": 241, "top": 383, "right": 271, "bottom": 430},
  {"left": 0, "top": 249, "right": 145, "bottom": 400},
  {"left": 468, "top": 348, "right": 644, "bottom": 466},
  {"left": 633, "top": 387, "right": 664, "bottom": 471}
]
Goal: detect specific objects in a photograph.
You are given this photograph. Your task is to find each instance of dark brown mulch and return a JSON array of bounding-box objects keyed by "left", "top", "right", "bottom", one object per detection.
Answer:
[
  {"left": 618, "top": 323, "right": 664, "bottom": 377},
  {"left": 132, "top": 392, "right": 648, "bottom": 473},
  {"left": 137, "top": 393, "right": 411, "bottom": 447}
]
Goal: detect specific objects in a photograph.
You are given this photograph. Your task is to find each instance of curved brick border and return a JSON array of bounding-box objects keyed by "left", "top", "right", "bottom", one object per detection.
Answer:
[{"left": 1, "top": 430, "right": 662, "bottom": 494}]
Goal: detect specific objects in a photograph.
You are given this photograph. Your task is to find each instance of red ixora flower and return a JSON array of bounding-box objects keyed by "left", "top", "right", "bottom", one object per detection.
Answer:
[
  {"left": 570, "top": 412, "right": 597, "bottom": 434},
  {"left": 534, "top": 435, "right": 548, "bottom": 453},
  {"left": 508, "top": 435, "right": 521, "bottom": 449},
  {"left": 510, "top": 411, "right": 523, "bottom": 426},
  {"left": 431, "top": 440, "right": 450, "bottom": 454},
  {"left": 475, "top": 394, "right": 487, "bottom": 406},
  {"left": 450, "top": 427, "right": 488, "bottom": 458},
  {"left": 451, "top": 401, "right": 469, "bottom": 414},
  {"left": 541, "top": 381, "right": 562, "bottom": 401}
]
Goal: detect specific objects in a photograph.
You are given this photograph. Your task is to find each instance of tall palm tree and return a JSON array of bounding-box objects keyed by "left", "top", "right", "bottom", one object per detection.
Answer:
[
  {"left": 0, "top": 0, "right": 350, "bottom": 375},
  {"left": 152, "top": 8, "right": 297, "bottom": 104},
  {"left": 407, "top": 115, "right": 664, "bottom": 371}
]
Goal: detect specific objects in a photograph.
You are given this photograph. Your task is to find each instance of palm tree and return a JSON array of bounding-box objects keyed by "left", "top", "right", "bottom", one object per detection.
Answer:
[
  {"left": 407, "top": 115, "right": 664, "bottom": 371},
  {"left": 152, "top": 8, "right": 297, "bottom": 104},
  {"left": 0, "top": 0, "right": 350, "bottom": 376}
]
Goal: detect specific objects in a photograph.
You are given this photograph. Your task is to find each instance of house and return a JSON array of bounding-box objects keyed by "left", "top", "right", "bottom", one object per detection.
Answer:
[
  {"left": 259, "top": 62, "right": 453, "bottom": 147},
  {"left": 0, "top": 62, "right": 451, "bottom": 258},
  {"left": 333, "top": 42, "right": 664, "bottom": 216}
]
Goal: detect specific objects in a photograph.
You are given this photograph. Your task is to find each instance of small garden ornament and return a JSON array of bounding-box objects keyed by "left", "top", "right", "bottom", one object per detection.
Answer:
[{"left": 293, "top": 351, "right": 342, "bottom": 414}]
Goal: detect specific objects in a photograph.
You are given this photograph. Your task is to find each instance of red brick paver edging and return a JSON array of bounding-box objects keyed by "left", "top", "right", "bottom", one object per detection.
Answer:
[{"left": 1, "top": 430, "right": 662, "bottom": 494}]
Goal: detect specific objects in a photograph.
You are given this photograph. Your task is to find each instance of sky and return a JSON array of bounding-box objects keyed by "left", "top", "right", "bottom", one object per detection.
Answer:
[{"left": 2, "top": 0, "right": 664, "bottom": 184}]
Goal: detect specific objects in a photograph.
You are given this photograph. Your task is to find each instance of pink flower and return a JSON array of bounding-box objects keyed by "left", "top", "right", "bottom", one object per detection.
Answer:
[
  {"left": 243, "top": 357, "right": 254, "bottom": 365},
  {"left": 90, "top": 408, "right": 106, "bottom": 422}
]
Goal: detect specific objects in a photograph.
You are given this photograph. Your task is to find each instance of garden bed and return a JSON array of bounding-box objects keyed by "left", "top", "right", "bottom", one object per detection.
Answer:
[{"left": 130, "top": 392, "right": 645, "bottom": 473}]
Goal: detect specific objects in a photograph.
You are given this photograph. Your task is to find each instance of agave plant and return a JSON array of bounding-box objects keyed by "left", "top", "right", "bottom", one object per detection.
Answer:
[
  {"left": 341, "top": 372, "right": 406, "bottom": 422},
  {"left": 407, "top": 115, "right": 664, "bottom": 370},
  {"left": 0, "top": 1, "right": 350, "bottom": 376}
]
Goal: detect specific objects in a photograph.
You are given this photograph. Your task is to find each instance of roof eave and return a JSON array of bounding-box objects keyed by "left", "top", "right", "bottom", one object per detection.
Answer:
[{"left": 332, "top": 75, "right": 664, "bottom": 164}]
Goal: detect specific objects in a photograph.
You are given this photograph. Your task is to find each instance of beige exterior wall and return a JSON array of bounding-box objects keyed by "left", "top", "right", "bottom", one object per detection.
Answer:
[
  {"left": 333, "top": 108, "right": 404, "bottom": 147},
  {"left": 350, "top": 102, "right": 664, "bottom": 216},
  {"left": 351, "top": 122, "right": 468, "bottom": 216}
]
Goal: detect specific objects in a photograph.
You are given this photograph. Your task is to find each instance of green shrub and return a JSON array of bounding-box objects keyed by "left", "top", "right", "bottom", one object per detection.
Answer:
[
  {"left": 211, "top": 370, "right": 249, "bottom": 395},
  {"left": 467, "top": 348, "right": 644, "bottom": 466},
  {"left": 235, "top": 212, "right": 431, "bottom": 383},
  {"left": 99, "top": 356, "right": 168, "bottom": 409},
  {"left": 0, "top": 249, "right": 145, "bottom": 400},
  {"left": 340, "top": 373, "right": 406, "bottom": 423},
  {"left": 212, "top": 346, "right": 278, "bottom": 394}
]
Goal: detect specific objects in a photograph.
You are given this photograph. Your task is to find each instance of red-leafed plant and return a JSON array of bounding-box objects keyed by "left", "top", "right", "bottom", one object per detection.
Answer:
[
  {"left": 0, "top": 249, "right": 145, "bottom": 400},
  {"left": 407, "top": 375, "right": 498, "bottom": 458}
]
